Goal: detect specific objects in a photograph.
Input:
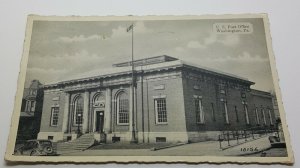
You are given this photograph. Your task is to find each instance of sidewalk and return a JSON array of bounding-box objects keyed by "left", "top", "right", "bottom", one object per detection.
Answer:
[
  {"left": 63, "top": 136, "right": 271, "bottom": 156},
  {"left": 145, "top": 136, "right": 271, "bottom": 156},
  {"left": 221, "top": 136, "right": 271, "bottom": 156}
]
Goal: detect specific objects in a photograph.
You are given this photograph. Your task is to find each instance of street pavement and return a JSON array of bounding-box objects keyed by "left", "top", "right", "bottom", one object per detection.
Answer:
[{"left": 62, "top": 136, "right": 278, "bottom": 156}]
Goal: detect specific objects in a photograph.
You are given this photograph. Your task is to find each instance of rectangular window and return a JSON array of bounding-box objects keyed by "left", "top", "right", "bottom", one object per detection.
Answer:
[
  {"left": 255, "top": 107, "right": 260, "bottom": 125},
  {"left": 155, "top": 98, "right": 167, "bottom": 124},
  {"left": 223, "top": 101, "right": 229, "bottom": 124},
  {"left": 262, "top": 109, "right": 267, "bottom": 125},
  {"left": 211, "top": 103, "right": 216, "bottom": 121},
  {"left": 235, "top": 106, "right": 239, "bottom": 122},
  {"left": 48, "top": 136, "right": 54, "bottom": 141},
  {"left": 74, "top": 100, "right": 83, "bottom": 125},
  {"left": 268, "top": 109, "right": 273, "bottom": 125},
  {"left": 195, "top": 98, "right": 205, "bottom": 124},
  {"left": 118, "top": 98, "right": 129, "bottom": 124},
  {"left": 50, "top": 107, "right": 59, "bottom": 126},
  {"left": 156, "top": 137, "right": 166, "bottom": 143},
  {"left": 244, "top": 104, "right": 250, "bottom": 125},
  {"left": 112, "top": 137, "right": 121, "bottom": 143}
]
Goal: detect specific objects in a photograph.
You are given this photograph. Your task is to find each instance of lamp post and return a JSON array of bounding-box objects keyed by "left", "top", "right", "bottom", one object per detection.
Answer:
[{"left": 77, "top": 113, "right": 82, "bottom": 137}]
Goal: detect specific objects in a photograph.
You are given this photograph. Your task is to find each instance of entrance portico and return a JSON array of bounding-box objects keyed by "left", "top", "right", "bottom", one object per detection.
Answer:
[{"left": 58, "top": 85, "right": 135, "bottom": 143}]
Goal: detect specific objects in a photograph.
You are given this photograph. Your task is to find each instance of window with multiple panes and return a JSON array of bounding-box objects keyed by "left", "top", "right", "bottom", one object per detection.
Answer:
[
  {"left": 155, "top": 98, "right": 167, "bottom": 124},
  {"left": 50, "top": 107, "right": 59, "bottom": 126},
  {"left": 117, "top": 92, "right": 129, "bottom": 124},
  {"left": 195, "top": 98, "right": 205, "bottom": 124},
  {"left": 73, "top": 96, "right": 84, "bottom": 125}
]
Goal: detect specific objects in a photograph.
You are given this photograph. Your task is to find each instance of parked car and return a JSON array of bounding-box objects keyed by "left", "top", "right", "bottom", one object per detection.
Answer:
[{"left": 14, "top": 140, "right": 56, "bottom": 156}]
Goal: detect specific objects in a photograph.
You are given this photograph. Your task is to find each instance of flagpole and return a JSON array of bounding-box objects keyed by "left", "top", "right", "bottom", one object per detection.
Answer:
[{"left": 130, "top": 23, "right": 136, "bottom": 143}]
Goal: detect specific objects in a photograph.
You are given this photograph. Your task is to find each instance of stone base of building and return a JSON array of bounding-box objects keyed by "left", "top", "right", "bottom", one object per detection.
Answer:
[
  {"left": 37, "top": 132, "right": 64, "bottom": 142},
  {"left": 38, "top": 132, "right": 80, "bottom": 142},
  {"left": 136, "top": 132, "right": 189, "bottom": 143},
  {"left": 187, "top": 131, "right": 221, "bottom": 142},
  {"left": 63, "top": 133, "right": 79, "bottom": 141},
  {"left": 105, "top": 132, "right": 132, "bottom": 143}
]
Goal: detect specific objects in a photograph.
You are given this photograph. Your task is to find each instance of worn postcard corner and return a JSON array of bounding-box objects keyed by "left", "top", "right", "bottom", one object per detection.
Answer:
[{"left": 5, "top": 14, "right": 294, "bottom": 164}]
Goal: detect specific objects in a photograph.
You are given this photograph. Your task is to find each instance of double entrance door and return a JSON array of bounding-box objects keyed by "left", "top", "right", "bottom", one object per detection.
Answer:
[{"left": 95, "top": 111, "right": 104, "bottom": 133}]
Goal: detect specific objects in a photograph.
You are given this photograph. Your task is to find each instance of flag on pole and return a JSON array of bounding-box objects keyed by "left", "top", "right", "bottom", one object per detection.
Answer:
[{"left": 127, "top": 24, "right": 133, "bottom": 32}]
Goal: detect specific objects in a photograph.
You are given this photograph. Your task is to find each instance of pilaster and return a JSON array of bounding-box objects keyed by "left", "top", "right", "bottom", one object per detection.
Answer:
[
  {"left": 82, "top": 91, "right": 90, "bottom": 133},
  {"left": 62, "top": 92, "right": 70, "bottom": 133}
]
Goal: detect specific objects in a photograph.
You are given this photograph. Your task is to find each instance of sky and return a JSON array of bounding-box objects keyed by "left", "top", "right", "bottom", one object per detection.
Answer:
[{"left": 25, "top": 18, "right": 274, "bottom": 92}]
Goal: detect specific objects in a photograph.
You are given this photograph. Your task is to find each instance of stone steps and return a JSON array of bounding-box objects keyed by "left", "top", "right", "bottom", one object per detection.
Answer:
[{"left": 56, "top": 134, "right": 96, "bottom": 154}]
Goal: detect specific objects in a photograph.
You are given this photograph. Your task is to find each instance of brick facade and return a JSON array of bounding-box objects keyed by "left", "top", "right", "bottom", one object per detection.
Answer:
[{"left": 37, "top": 56, "right": 276, "bottom": 143}]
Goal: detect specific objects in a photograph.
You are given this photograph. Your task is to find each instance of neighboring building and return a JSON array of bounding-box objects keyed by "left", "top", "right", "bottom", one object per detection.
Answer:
[
  {"left": 37, "top": 55, "right": 276, "bottom": 143},
  {"left": 16, "top": 80, "right": 43, "bottom": 142}
]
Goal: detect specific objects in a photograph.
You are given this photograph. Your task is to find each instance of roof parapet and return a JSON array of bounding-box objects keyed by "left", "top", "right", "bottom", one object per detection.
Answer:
[{"left": 113, "top": 55, "right": 178, "bottom": 67}]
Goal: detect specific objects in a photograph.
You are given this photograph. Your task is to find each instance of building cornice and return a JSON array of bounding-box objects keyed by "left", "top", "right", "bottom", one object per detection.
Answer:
[
  {"left": 181, "top": 64, "right": 254, "bottom": 86},
  {"left": 43, "top": 58, "right": 254, "bottom": 91}
]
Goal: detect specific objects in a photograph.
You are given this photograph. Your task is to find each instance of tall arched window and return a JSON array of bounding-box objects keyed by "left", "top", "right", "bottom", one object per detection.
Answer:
[
  {"left": 117, "top": 92, "right": 129, "bottom": 125},
  {"left": 73, "top": 96, "right": 84, "bottom": 125}
]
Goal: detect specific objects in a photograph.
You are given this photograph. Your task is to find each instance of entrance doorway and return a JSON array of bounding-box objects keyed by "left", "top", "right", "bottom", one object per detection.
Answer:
[{"left": 95, "top": 111, "right": 104, "bottom": 133}]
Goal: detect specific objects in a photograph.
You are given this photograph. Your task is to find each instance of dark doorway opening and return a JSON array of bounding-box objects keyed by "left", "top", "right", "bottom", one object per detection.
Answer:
[{"left": 95, "top": 111, "right": 104, "bottom": 133}]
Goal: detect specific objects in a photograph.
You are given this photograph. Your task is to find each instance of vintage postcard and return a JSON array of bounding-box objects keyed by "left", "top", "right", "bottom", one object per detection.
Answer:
[{"left": 5, "top": 14, "right": 294, "bottom": 164}]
